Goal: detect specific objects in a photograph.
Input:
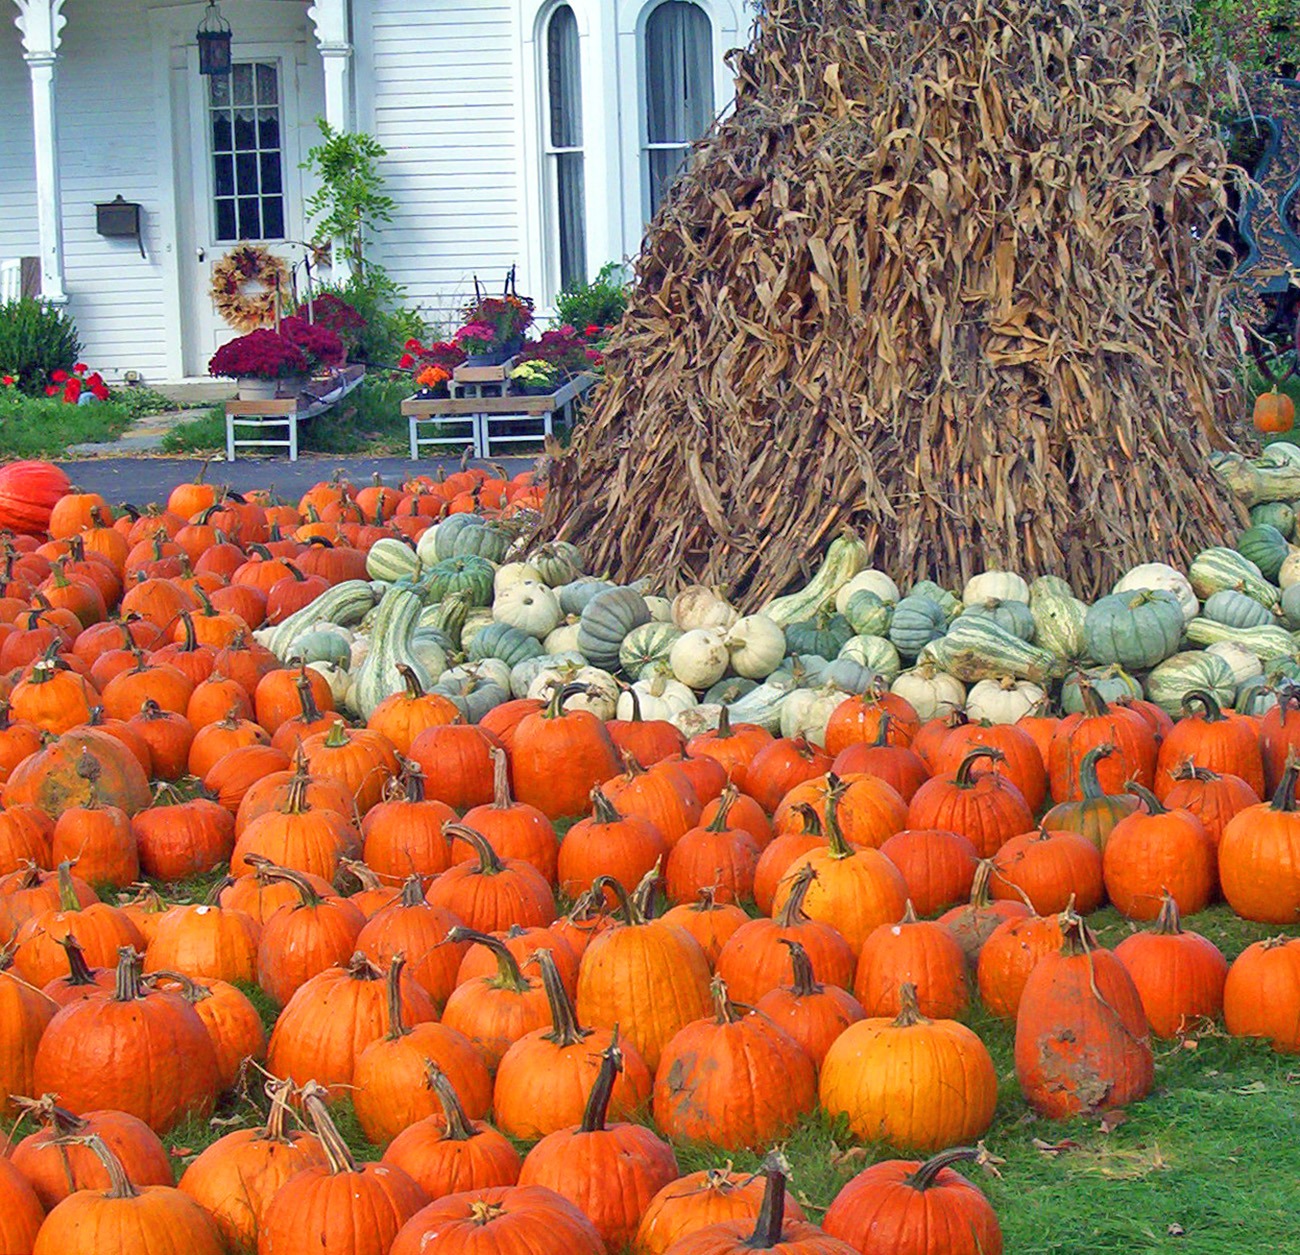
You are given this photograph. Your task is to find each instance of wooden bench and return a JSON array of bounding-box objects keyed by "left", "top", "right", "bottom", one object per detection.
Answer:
[
  {"left": 402, "top": 372, "right": 597, "bottom": 460},
  {"left": 224, "top": 364, "right": 366, "bottom": 461}
]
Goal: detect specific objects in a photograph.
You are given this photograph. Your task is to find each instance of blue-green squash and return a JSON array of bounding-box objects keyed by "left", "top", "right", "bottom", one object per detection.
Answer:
[{"left": 1083, "top": 589, "right": 1184, "bottom": 670}]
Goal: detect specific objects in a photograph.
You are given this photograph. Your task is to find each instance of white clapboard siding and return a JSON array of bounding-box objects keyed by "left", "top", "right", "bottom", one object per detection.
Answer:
[{"left": 365, "top": 0, "right": 522, "bottom": 328}]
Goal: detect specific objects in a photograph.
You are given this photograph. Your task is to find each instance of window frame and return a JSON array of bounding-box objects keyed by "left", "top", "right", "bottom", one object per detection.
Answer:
[
  {"left": 539, "top": 1, "right": 588, "bottom": 300},
  {"left": 206, "top": 56, "right": 289, "bottom": 245}
]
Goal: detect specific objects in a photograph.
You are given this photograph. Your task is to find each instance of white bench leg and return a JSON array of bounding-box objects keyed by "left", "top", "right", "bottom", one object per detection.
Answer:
[
  {"left": 410, "top": 417, "right": 419, "bottom": 461},
  {"left": 226, "top": 412, "right": 236, "bottom": 462},
  {"left": 289, "top": 415, "right": 298, "bottom": 462}
]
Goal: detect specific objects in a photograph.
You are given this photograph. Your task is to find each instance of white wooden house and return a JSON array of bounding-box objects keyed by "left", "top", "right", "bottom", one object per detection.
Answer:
[{"left": 2, "top": 0, "right": 752, "bottom": 382}]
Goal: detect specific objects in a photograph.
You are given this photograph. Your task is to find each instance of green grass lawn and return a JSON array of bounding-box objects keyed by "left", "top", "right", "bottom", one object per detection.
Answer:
[
  {"left": 14, "top": 899, "right": 1279, "bottom": 1254},
  {"left": 0, "top": 395, "right": 134, "bottom": 457},
  {"left": 161, "top": 376, "right": 414, "bottom": 456}
]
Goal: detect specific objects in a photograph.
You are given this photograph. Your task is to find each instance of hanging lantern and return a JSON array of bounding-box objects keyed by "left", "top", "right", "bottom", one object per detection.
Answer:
[{"left": 197, "top": 1, "right": 233, "bottom": 77}]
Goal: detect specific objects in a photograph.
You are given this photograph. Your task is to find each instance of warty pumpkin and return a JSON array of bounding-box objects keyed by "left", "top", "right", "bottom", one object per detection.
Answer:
[
  {"left": 1014, "top": 912, "right": 1153, "bottom": 1118},
  {"left": 653, "top": 975, "right": 817, "bottom": 1151}
]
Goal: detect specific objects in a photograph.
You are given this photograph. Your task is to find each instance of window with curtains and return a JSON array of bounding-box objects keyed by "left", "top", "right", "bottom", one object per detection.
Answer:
[
  {"left": 544, "top": 4, "right": 587, "bottom": 294},
  {"left": 644, "top": 1, "right": 714, "bottom": 218},
  {"left": 209, "top": 61, "right": 286, "bottom": 242}
]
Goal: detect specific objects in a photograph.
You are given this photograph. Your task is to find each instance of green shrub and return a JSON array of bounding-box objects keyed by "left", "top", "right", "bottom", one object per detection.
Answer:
[
  {"left": 552, "top": 262, "right": 630, "bottom": 332},
  {"left": 0, "top": 298, "right": 82, "bottom": 395},
  {"left": 108, "top": 386, "right": 181, "bottom": 419},
  {"left": 0, "top": 391, "right": 131, "bottom": 456}
]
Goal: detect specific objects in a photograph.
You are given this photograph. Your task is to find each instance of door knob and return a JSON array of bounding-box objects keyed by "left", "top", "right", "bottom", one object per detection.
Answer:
[{"left": 197, "top": 248, "right": 206, "bottom": 262}]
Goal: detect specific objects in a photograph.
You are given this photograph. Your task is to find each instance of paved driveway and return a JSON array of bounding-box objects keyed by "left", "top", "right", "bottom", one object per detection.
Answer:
[{"left": 56, "top": 454, "right": 538, "bottom": 510}]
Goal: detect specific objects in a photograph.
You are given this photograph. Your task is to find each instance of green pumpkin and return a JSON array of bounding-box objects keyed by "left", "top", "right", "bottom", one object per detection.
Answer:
[
  {"left": 823, "top": 657, "right": 876, "bottom": 692},
  {"left": 577, "top": 587, "right": 651, "bottom": 670},
  {"left": 1251, "top": 501, "right": 1296, "bottom": 540},
  {"left": 1060, "top": 665, "right": 1143, "bottom": 713},
  {"left": 961, "top": 598, "right": 1036, "bottom": 642},
  {"left": 557, "top": 579, "right": 617, "bottom": 617},
  {"left": 1283, "top": 583, "right": 1300, "bottom": 630},
  {"left": 1235, "top": 674, "right": 1278, "bottom": 716},
  {"left": 1145, "top": 651, "right": 1236, "bottom": 716},
  {"left": 432, "top": 670, "right": 509, "bottom": 722},
  {"left": 705, "top": 676, "right": 759, "bottom": 705},
  {"left": 843, "top": 590, "right": 893, "bottom": 637},
  {"left": 528, "top": 541, "right": 585, "bottom": 587},
  {"left": 286, "top": 627, "right": 352, "bottom": 667},
  {"left": 1204, "top": 589, "right": 1276, "bottom": 630},
  {"left": 908, "top": 580, "right": 962, "bottom": 620},
  {"left": 889, "top": 595, "right": 948, "bottom": 657},
  {"left": 840, "top": 635, "right": 902, "bottom": 684},
  {"left": 619, "top": 622, "right": 683, "bottom": 678},
  {"left": 1237, "top": 524, "right": 1290, "bottom": 582},
  {"left": 433, "top": 513, "right": 486, "bottom": 561},
  {"left": 467, "top": 621, "right": 545, "bottom": 668},
  {"left": 423, "top": 556, "right": 496, "bottom": 607},
  {"left": 1083, "top": 589, "right": 1184, "bottom": 670},
  {"left": 785, "top": 605, "right": 855, "bottom": 658},
  {"left": 451, "top": 523, "right": 513, "bottom": 564}
]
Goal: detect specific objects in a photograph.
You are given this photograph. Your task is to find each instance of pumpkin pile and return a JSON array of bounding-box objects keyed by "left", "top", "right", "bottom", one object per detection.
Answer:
[{"left": 4, "top": 459, "right": 1300, "bottom": 1254}]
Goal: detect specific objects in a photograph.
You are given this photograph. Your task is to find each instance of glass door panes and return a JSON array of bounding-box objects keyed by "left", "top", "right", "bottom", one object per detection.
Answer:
[
  {"left": 209, "top": 61, "right": 286, "bottom": 242},
  {"left": 546, "top": 5, "right": 586, "bottom": 291}
]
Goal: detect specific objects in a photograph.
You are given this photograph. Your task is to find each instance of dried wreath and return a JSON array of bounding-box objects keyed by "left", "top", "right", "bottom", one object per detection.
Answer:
[{"left": 209, "top": 244, "right": 290, "bottom": 333}]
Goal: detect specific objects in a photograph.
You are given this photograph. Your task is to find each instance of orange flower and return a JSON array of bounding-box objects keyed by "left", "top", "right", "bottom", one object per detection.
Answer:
[{"left": 417, "top": 365, "right": 451, "bottom": 388}]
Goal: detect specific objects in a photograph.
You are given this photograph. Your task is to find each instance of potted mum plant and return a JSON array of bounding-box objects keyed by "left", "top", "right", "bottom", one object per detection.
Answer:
[
  {"left": 453, "top": 271, "right": 536, "bottom": 367},
  {"left": 208, "top": 319, "right": 344, "bottom": 400},
  {"left": 509, "top": 358, "right": 561, "bottom": 396}
]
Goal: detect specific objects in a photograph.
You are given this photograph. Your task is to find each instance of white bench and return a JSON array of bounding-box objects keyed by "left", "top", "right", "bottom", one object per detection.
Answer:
[{"left": 224, "top": 365, "right": 366, "bottom": 461}]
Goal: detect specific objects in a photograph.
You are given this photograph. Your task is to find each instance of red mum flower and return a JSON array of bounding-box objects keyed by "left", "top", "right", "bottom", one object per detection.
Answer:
[
  {"left": 398, "top": 353, "right": 415, "bottom": 370},
  {"left": 45, "top": 386, "right": 60, "bottom": 397},
  {"left": 51, "top": 370, "right": 68, "bottom": 383},
  {"left": 63, "top": 377, "right": 82, "bottom": 403},
  {"left": 584, "top": 325, "right": 601, "bottom": 338},
  {"left": 73, "top": 363, "right": 88, "bottom": 374}
]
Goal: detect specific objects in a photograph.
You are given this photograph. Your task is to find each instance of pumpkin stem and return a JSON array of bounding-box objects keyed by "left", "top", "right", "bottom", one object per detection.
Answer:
[
  {"left": 8, "top": 1095, "right": 87, "bottom": 1140},
  {"left": 1076, "top": 743, "right": 1115, "bottom": 800},
  {"left": 904, "top": 1147, "right": 982, "bottom": 1191},
  {"left": 1077, "top": 679, "right": 1111, "bottom": 719},
  {"left": 872, "top": 711, "right": 893, "bottom": 748},
  {"left": 54, "top": 932, "right": 98, "bottom": 988},
  {"left": 78, "top": 1134, "right": 139, "bottom": 1200},
  {"left": 1152, "top": 891, "right": 1184, "bottom": 935},
  {"left": 623, "top": 684, "right": 646, "bottom": 724},
  {"left": 260, "top": 1077, "right": 297, "bottom": 1143},
  {"left": 340, "top": 859, "right": 385, "bottom": 895},
  {"left": 954, "top": 746, "right": 1004, "bottom": 787},
  {"left": 590, "top": 786, "right": 622, "bottom": 825},
  {"left": 397, "top": 663, "right": 427, "bottom": 700},
  {"left": 1180, "top": 689, "right": 1226, "bottom": 723},
  {"left": 790, "top": 803, "right": 823, "bottom": 839},
  {"left": 301, "top": 1082, "right": 360, "bottom": 1175},
  {"left": 536, "top": 947, "right": 589, "bottom": 1048},
  {"left": 425, "top": 1060, "right": 477, "bottom": 1141},
  {"left": 579, "top": 1035, "right": 624, "bottom": 1134},
  {"left": 111, "top": 946, "right": 145, "bottom": 1002},
  {"left": 1171, "top": 758, "right": 1216, "bottom": 783},
  {"left": 397, "top": 758, "right": 427, "bottom": 804},
  {"left": 1270, "top": 756, "right": 1300, "bottom": 813},
  {"left": 892, "top": 981, "right": 928, "bottom": 1027},
  {"left": 443, "top": 822, "right": 504, "bottom": 875},
  {"left": 900, "top": 899, "right": 919, "bottom": 925},
  {"left": 546, "top": 682, "right": 590, "bottom": 719},
  {"left": 261, "top": 863, "right": 324, "bottom": 908},
  {"left": 294, "top": 673, "right": 324, "bottom": 724},
  {"left": 630, "top": 864, "right": 664, "bottom": 921},
  {"left": 378, "top": 952, "right": 411, "bottom": 1039},
  {"left": 619, "top": 748, "right": 648, "bottom": 780},
  {"left": 399, "top": 874, "right": 425, "bottom": 909},
  {"left": 746, "top": 1151, "right": 793, "bottom": 1249},
  {"left": 714, "top": 705, "right": 734, "bottom": 738},
  {"left": 322, "top": 720, "right": 351, "bottom": 750},
  {"left": 773, "top": 862, "right": 819, "bottom": 927},
  {"left": 707, "top": 784, "right": 738, "bottom": 833},
  {"left": 55, "top": 860, "right": 81, "bottom": 912},
  {"left": 1057, "top": 907, "right": 1097, "bottom": 957},
  {"left": 822, "top": 777, "right": 852, "bottom": 859},
  {"left": 1124, "top": 781, "right": 1166, "bottom": 815},
  {"left": 591, "top": 874, "right": 644, "bottom": 925},
  {"left": 780, "top": 938, "right": 822, "bottom": 996},
  {"left": 710, "top": 974, "right": 741, "bottom": 1024},
  {"left": 488, "top": 747, "right": 514, "bottom": 809},
  {"left": 445, "top": 928, "right": 531, "bottom": 993}
]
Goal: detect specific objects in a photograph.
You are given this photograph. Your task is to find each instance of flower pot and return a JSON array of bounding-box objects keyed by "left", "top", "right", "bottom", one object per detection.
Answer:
[
  {"left": 463, "top": 348, "right": 512, "bottom": 368},
  {"left": 236, "top": 377, "right": 279, "bottom": 401},
  {"left": 513, "top": 382, "right": 557, "bottom": 397}
]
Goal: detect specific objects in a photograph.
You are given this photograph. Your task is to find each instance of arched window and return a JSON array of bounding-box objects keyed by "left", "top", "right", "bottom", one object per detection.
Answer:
[
  {"left": 643, "top": 1, "right": 714, "bottom": 217},
  {"left": 545, "top": 4, "right": 586, "bottom": 293}
]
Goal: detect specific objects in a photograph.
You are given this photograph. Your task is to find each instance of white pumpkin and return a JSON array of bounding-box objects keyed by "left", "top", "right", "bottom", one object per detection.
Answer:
[
  {"left": 644, "top": 595, "right": 675, "bottom": 623},
  {"left": 510, "top": 650, "right": 585, "bottom": 699},
  {"left": 672, "top": 703, "right": 722, "bottom": 738},
  {"left": 671, "top": 585, "right": 740, "bottom": 631},
  {"left": 835, "top": 569, "right": 901, "bottom": 612},
  {"left": 493, "top": 580, "right": 562, "bottom": 639},
  {"left": 669, "top": 628, "right": 730, "bottom": 690},
  {"left": 965, "top": 676, "right": 1045, "bottom": 724},
  {"left": 1113, "top": 563, "right": 1198, "bottom": 623},
  {"left": 962, "top": 571, "right": 1030, "bottom": 606},
  {"left": 543, "top": 621, "right": 583, "bottom": 654},
  {"left": 1279, "top": 551, "right": 1300, "bottom": 590},
  {"left": 528, "top": 664, "right": 619, "bottom": 718},
  {"left": 307, "top": 660, "right": 353, "bottom": 709},
  {"left": 724, "top": 614, "right": 786, "bottom": 679},
  {"left": 1205, "top": 640, "right": 1264, "bottom": 686},
  {"left": 349, "top": 636, "right": 371, "bottom": 671},
  {"left": 453, "top": 658, "right": 512, "bottom": 692},
  {"left": 494, "top": 561, "right": 543, "bottom": 595},
  {"left": 415, "top": 524, "right": 441, "bottom": 569},
  {"left": 779, "top": 684, "right": 845, "bottom": 745},
  {"left": 621, "top": 674, "right": 698, "bottom": 721},
  {"left": 890, "top": 663, "right": 965, "bottom": 720}
]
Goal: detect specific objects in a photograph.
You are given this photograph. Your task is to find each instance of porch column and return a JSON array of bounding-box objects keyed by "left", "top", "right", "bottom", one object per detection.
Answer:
[
  {"left": 307, "top": 0, "right": 352, "bottom": 282},
  {"left": 14, "top": 0, "right": 67, "bottom": 303}
]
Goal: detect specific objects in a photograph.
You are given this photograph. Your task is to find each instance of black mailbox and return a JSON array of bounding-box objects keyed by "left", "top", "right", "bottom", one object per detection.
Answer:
[{"left": 95, "top": 196, "right": 145, "bottom": 258}]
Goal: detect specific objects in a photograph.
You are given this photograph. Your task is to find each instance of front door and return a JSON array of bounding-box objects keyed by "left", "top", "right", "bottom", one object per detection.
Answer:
[{"left": 181, "top": 46, "right": 312, "bottom": 377}]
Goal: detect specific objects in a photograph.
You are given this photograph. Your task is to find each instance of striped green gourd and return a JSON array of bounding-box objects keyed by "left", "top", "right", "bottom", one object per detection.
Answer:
[
  {"left": 350, "top": 586, "right": 430, "bottom": 719},
  {"left": 1029, "top": 575, "right": 1087, "bottom": 660},
  {"left": 1188, "top": 548, "right": 1279, "bottom": 609},
  {"left": 265, "top": 581, "right": 377, "bottom": 660},
  {"left": 760, "top": 531, "right": 868, "bottom": 627},
  {"left": 1236, "top": 524, "right": 1290, "bottom": 583},
  {"left": 921, "top": 615, "right": 1065, "bottom": 684},
  {"left": 365, "top": 537, "right": 421, "bottom": 584},
  {"left": 1183, "top": 618, "right": 1297, "bottom": 662},
  {"left": 619, "top": 622, "right": 683, "bottom": 678},
  {"left": 1144, "top": 651, "right": 1236, "bottom": 716}
]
